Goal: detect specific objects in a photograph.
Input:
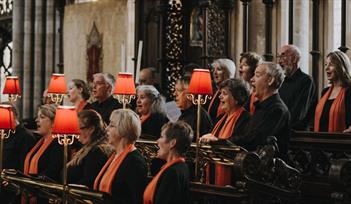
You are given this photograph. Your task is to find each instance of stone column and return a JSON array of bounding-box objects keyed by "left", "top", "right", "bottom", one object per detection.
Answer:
[
  {"left": 12, "top": 0, "right": 24, "bottom": 117},
  {"left": 293, "top": 0, "right": 310, "bottom": 74},
  {"left": 23, "top": 0, "right": 34, "bottom": 119},
  {"left": 33, "top": 0, "right": 45, "bottom": 114},
  {"left": 248, "top": 0, "right": 265, "bottom": 55},
  {"left": 46, "top": 0, "right": 55, "bottom": 84}
]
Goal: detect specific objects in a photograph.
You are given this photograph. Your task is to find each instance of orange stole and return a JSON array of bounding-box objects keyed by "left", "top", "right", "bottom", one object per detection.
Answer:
[
  {"left": 143, "top": 157, "right": 185, "bottom": 204},
  {"left": 23, "top": 137, "right": 54, "bottom": 175},
  {"left": 140, "top": 114, "right": 151, "bottom": 124},
  {"left": 249, "top": 93, "right": 256, "bottom": 115},
  {"left": 208, "top": 90, "right": 224, "bottom": 118},
  {"left": 314, "top": 87, "right": 346, "bottom": 132},
  {"left": 209, "top": 108, "right": 244, "bottom": 186},
  {"left": 22, "top": 137, "right": 54, "bottom": 204},
  {"left": 77, "top": 100, "right": 87, "bottom": 113},
  {"left": 93, "top": 144, "right": 134, "bottom": 194}
]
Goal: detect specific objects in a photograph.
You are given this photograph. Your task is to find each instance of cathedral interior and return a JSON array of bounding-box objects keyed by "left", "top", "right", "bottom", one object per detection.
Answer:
[{"left": 0, "top": 0, "right": 351, "bottom": 204}]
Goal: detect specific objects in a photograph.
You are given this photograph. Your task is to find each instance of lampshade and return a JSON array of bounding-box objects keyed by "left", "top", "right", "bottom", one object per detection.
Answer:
[
  {"left": 52, "top": 106, "right": 80, "bottom": 135},
  {"left": 47, "top": 73, "right": 67, "bottom": 94},
  {"left": 188, "top": 69, "right": 213, "bottom": 95},
  {"left": 113, "top": 72, "right": 136, "bottom": 95},
  {"left": 3, "top": 76, "right": 21, "bottom": 95},
  {"left": 0, "top": 104, "right": 16, "bottom": 130}
]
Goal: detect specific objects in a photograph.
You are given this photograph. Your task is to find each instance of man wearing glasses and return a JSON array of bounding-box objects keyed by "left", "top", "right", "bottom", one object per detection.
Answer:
[
  {"left": 90, "top": 73, "right": 122, "bottom": 124},
  {"left": 277, "top": 45, "right": 317, "bottom": 131}
]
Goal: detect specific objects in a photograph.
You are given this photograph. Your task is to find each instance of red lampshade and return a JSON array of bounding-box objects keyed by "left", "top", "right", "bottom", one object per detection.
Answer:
[
  {"left": 52, "top": 106, "right": 80, "bottom": 135},
  {"left": 113, "top": 72, "right": 136, "bottom": 95},
  {"left": 47, "top": 73, "right": 67, "bottom": 94},
  {"left": 3, "top": 76, "right": 21, "bottom": 95},
  {"left": 188, "top": 69, "right": 213, "bottom": 95},
  {"left": 0, "top": 104, "right": 16, "bottom": 130}
]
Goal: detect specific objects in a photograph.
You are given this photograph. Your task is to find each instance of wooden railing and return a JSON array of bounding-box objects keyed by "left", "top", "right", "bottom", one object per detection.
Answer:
[{"left": 288, "top": 131, "right": 351, "bottom": 204}]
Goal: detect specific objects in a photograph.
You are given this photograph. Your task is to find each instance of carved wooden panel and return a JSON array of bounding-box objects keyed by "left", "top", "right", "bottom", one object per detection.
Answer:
[{"left": 163, "top": 0, "right": 183, "bottom": 99}]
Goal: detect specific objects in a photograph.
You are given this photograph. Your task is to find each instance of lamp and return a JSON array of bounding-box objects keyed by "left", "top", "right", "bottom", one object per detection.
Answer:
[
  {"left": 113, "top": 72, "right": 136, "bottom": 109},
  {"left": 47, "top": 73, "right": 67, "bottom": 104},
  {"left": 52, "top": 106, "right": 80, "bottom": 202},
  {"left": 0, "top": 104, "right": 16, "bottom": 172},
  {"left": 3, "top": 76, "right": 21, "bottom": 103},
  {"left": 187, "top": 69, "right": 212, "bottom": 181}
]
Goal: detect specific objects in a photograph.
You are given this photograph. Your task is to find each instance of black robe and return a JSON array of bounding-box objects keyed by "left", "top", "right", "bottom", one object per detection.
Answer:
[
  {"left": 4, "top": 124, "right": 38, "bottom": 171},
  {"left": 178, "top": 105, "right": 213, "bottom": 141},
  {"left": 141, "top": 113, "right": 169, "bottom": 140},
  {"left": 279, "top": 68, "right": 317, "bottom": 130},
  {"left": 154, "top": 162, "right": 190, "bottom": 204},
  {"left": 90, "top": 96, "right": 122, "bottom": 124},
  {"left": 105, "top": 150, "right": 148, "bottom": 204},
  {"left": 67, "top": 146, "right": 109, "bottom": 189},
  {"left": 233, "top": 93, "right": 290, "bottom": 161}
]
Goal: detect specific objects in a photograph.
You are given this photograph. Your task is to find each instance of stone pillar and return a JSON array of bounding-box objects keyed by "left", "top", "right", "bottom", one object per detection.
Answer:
[
  {"left": 293, "top": 0, "right": 310, "bottom": 74},
  {"left": 12, "top": 0, "right": 24, "bottom": 117},
  {"left": 23, "top": 0, "right": 34, "bottom": 119},
  {"left": 45, "top": 0, "right": 55, "bottom": 84},
  {"left": 33, "top": 0, "right": 45, "bottom": 114},
  {"left": 248, "top": 0, "right": 265, "bottom": 55},
  {"left": 126, "top": 0, "right": 135, "bottom": 74}
]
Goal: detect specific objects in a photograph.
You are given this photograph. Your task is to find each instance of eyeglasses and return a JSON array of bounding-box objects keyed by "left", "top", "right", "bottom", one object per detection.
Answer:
[{"left": 79, "top": 126, "right": 88, "bottom": 130}]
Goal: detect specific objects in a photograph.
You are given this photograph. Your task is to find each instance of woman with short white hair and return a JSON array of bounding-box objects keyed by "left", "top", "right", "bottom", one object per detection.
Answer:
[{"left": 208, "top": 58, "right": 236, "bottom": 122}]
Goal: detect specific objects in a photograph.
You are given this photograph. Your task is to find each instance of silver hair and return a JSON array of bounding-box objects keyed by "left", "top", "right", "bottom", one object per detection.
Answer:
[
  {"left": 286, "top": 44, "right": 301, "bottom": 62},
  {"left": 93, "top": 73, "right": 115, "bottom": 94},
  {"left": 260, "top": 61, "right": 285, "bottom": 89},
  {"left": 212, "top": 58, "right": 236, "bottom": 78},
  {"left": 137, "top": 85, "right": 166, "bottom": 115}
]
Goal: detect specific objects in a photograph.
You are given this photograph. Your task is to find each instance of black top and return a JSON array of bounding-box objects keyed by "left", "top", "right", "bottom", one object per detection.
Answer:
[
  {"left": 4, "top": 124, "right": 38, "bottom": 171},
  {"left": 233, "top": 94, "right": 290, "bottom": 160},
  {"left": 178, "top": 105, "right": 213, "bottom": 141},
  {"left": 319, "top": 99, "right": 334, "bottom": 132},
  {"left": 318, "top": 87, "right": 351, "bottom": 132},
  {"left": 107, "top": 150, "right": 148, "bottom": 204},
  {"left": 90, "top": 96, "right": 122, "bottom": 124},
  {"left": 154, "top": 162, "right": 190, "bottom": 204},
  {"left": 141, "top": 113, "right": 169, "bottom": 140},
  {"left": 67, "top": 146, "right": 109, "bottom": 189},
  {"left": 278, "top": 69, "right": 317, "bottom": 130},
  {"left": 28, "top": 137, "right": 64, "bottom": 182}
]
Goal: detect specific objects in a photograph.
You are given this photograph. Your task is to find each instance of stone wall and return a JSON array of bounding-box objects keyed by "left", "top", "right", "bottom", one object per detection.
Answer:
[{"left": 63, "top": 0, "right": 135, "bottom": 82}]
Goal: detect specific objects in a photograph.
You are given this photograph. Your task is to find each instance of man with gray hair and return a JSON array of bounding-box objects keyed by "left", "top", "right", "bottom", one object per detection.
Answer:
[
  {"left": 278, "top": 44, "right": 317, "bottom": 130},
  {"left": 233, "top": 62, "right": 290, "bottom": 161},
  {"left": 90, "top": 72, "right": 122, "bottom": 124}
]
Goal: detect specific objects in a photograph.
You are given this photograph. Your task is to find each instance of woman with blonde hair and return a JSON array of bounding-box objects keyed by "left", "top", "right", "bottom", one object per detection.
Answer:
[
  {"left": 94, "top": 109, "right": 148, "bottom": 204},
  {"left": 314, "top": 51, "right": 351, "bottom": 133}
]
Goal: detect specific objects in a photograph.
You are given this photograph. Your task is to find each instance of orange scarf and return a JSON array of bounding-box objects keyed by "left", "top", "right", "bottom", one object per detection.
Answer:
[
  {"left": 208, "top": 107, "right": 244, "bottom": 186},
  {"left": 93, "top": 144, "right": 134, "bottom": 194},
  {"left": 23, "top": 137, "right": 54, "bottom": 175},
  {"left": 140, "top": 114, "right": 151, "bottom": 124},
  {"left": 249, "top": 94, "right": 256, "bottom": 115},
  {"left": 211, "top": 107, "right": 244, "bottom": 139},
  {"left": 314, "top": 87, "right": 346, "bottom": 132},
  {"left": 143, "top": 157, "right": 185, "bottom": 204},
  {"left": 77, "top": 100, "right": 87, "bottom": 113},
  {"left": 208, "top": 90, "right": 224, "bottom": 118}
]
